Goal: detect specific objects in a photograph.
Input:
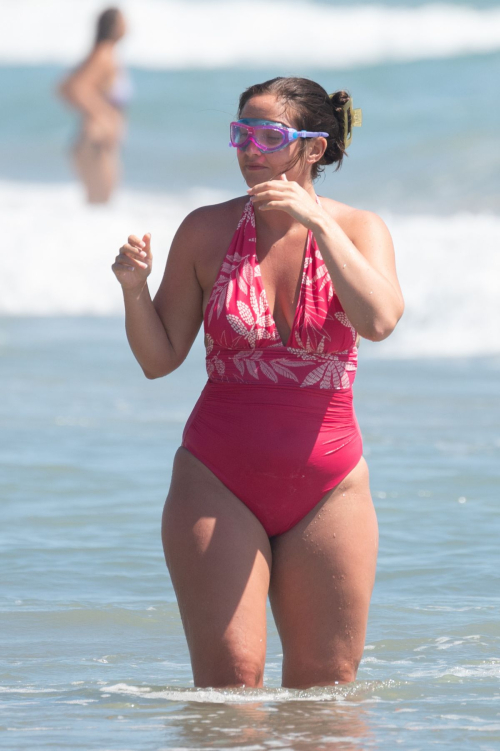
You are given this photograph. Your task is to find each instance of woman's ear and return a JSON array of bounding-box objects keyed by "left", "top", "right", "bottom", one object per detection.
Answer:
[{"left": 306, "top": 137, "right": 327, "bottom": 166}]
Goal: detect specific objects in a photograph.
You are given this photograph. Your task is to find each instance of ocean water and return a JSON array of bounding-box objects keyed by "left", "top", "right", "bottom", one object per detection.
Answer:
[
  {"left": 1, "top": 318, "right": 500, "bottom": 749},
  {"left": 1, "top": 0, "right": 500, "bottom": 748}
]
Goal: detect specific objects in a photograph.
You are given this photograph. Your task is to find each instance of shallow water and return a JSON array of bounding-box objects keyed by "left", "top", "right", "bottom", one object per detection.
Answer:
[{"left": 1, "top": 317, "right": 499, "bottom": 749}]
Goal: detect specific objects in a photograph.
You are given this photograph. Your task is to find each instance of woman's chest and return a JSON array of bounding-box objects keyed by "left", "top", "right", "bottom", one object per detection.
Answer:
[{"left": 256, "top": 234, "right": 308, "bottom": 318}]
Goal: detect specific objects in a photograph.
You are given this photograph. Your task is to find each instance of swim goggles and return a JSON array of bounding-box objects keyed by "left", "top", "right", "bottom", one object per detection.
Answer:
[{"left": 229, "top": 118, "right": 329, "bottom": 153}]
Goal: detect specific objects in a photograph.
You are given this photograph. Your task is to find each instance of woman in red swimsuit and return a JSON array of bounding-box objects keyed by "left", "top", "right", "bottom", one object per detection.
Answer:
[{"left": 112, "top": 77, "right": 404, "bottom": 689}]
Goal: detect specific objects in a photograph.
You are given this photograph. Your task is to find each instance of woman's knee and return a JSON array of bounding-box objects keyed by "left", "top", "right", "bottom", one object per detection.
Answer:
[
  {"left": 193, "top": 654, "right": 265, "bottom": 689},
  {"left": 282, "top": 655, "right": 360, "bottom": 689}
]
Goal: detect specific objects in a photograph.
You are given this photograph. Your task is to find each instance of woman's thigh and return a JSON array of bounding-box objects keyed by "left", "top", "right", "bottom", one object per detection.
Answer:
[
  {"left": 162, "top": 447, "right": 272, "bottom": 688},
  {"left": 72, "top": 137, "right": 117, "bottom": 202},
  {"left": 269, "top": 457, "right": 378, "bottom": 688}
]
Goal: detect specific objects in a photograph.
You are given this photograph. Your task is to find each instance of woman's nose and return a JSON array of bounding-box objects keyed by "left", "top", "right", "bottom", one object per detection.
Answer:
[{"left": 244, "top": 138, "right": 264, "bottom": 156}]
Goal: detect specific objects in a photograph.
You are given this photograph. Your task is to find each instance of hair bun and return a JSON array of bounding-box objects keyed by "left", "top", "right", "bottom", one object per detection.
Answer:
[
  {"left": 328, "top": 90, "right": 350, "bottom": 110},
  {"left": 329, "top": 91, "right": 362, "bottom": 148}
]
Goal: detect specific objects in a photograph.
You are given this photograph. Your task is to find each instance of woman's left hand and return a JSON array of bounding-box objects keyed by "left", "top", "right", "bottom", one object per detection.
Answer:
[{"left": 247, "top": 174, "right": 325, "bottom": 228}]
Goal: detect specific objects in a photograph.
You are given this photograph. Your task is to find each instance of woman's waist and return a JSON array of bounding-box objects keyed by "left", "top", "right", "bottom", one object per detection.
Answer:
[
  {"left": 205, "top": 345, "right": 358, "bottom": 391},
  {"left": 201, "top": 377, "right": 354, "bottom": 405},
  {"left": 186, "top": 380, "right": 358, "bottom": 442}
]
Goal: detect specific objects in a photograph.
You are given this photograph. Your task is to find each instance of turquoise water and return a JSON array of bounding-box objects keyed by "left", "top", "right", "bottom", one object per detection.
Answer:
[{"left": 1, "top": 317, "right": 499, "bottom": 749}]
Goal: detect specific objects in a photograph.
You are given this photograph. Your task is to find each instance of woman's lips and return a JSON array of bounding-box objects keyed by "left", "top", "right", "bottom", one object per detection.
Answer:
[{"left": 246, "top": 164, "right": 267, "bottom": 171}]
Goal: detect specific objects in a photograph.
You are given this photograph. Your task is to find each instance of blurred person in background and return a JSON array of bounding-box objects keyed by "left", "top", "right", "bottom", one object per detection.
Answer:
[{"left": 58, "top": 7, "right": 131, "bottom": 204}]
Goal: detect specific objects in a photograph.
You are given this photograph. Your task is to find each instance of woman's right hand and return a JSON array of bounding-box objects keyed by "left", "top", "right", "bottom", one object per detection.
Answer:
[{"left": 112, "top": 233, "right": 152, "bottom": 290}]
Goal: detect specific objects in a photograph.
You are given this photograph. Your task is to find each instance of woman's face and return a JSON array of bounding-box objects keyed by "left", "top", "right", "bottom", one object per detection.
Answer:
[{"left": 237, "top": 94, "right": 310, "bottom": 188}]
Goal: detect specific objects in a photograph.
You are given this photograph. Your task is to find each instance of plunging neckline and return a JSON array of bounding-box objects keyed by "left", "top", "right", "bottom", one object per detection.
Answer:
[
  {"left": 253, "top": 229, "right": 311, "bottom": 349},
  {"left": 249, "top": 196, "right": 321, "bottom": 348}
]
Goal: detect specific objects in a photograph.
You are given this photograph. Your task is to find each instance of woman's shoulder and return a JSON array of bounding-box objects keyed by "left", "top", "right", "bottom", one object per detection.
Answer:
[
  {"left": 183, "top": 196, "right": 247, "bottom": 226},
  {"left": 169, "top": 197, "right": 248, "bottom": 283},
  {"left": 177, "top": 196, "right": 248, "bottom": 246},
  {"left": 319, "top": 196, "right": 392, "bottom": 241},
  {"left": 319, "top": 196, "right": 386, "bottom": 226}
]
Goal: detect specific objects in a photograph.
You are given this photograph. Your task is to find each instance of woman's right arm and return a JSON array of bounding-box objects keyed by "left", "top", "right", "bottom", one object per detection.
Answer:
[{"left": 112, "top": 212, "right": 205, "bottom": 379}]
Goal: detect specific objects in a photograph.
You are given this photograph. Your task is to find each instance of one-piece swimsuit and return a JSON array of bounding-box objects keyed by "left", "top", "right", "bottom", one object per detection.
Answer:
[{"left": 182, "top": 198, "right": 363, "bottom": 537}]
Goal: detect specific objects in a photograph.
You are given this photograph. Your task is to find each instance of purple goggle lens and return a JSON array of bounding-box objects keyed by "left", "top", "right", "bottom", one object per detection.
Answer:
[{"left": 229, "top": 120, "right": 329, "bottom": 153}]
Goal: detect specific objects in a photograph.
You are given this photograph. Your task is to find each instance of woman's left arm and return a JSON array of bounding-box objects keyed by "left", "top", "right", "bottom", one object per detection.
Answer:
[
  {"left": 248, "top": 177, "right": 405, "bottom": 342},
  {"left": 312, "top": 209, "right": 404, "bottom": 341}
]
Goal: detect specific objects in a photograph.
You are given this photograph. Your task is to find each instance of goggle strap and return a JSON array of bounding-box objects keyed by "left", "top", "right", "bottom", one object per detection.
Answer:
[{"left": 296, "top": 130, "right": 330, "bottom": 138}]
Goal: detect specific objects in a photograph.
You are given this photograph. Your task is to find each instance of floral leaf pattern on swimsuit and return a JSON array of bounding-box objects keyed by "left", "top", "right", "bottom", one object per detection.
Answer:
[
  {"left": 293, "top": 286, "right": 335, "bottom": 352},
  {"left": 206, "top": 252, "right": 250, "bottom": 325},
  {"left": 205, "top": 331, "right": 227, "bottom": 378},
  {"left": 300, "top": 356, "right": 356, "bottom": 390},
  {"left": 313, "top": 249, "right": 334, "bottom": 301},
  {"left": 335, "top": 311, "right": 357, "bottom": 345},
  {"left": 203, "top": 199, "right": 359, "bottom": 390},
  {"left": 232, "top": 350, "right": 310, "bottom": 383}
]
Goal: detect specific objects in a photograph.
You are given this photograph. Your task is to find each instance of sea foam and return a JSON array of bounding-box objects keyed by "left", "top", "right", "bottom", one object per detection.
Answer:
[
  {"left": 2, "top": 1, "right": 500, "bottom": 69},
  {"left": 2, "top": 180, "right": 499, "bottom": 359}
]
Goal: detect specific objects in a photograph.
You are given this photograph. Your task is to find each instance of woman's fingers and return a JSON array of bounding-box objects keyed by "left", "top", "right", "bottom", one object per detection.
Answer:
[
  {"left": 122, "top": 246, "right": 146, "bottom": 258},
  {"left": 248, "top": 177, "right": 296, "bottom": 195},
  {"left": 248, "top": 180, "right": 289, "bottom": 196},
  {"left": 112, "top": 232, "right": 152, "bottom": 289},
  {"left": 256, "top": 201, "right": 283, "bottom": 211},
  {"left": 112, "top": 260, "right": 135, "bottom": 271},
  {"left": 250, "top": 189, "right": 280, "bottom": 199},
  {"left": 126, "top": 234, "right": 151, "bottom": 257},
  {"left": 122, "top": 256, "right": 148, "bottom": 269},
  {"left": 128, "top": 235, "right": 144, "bottom": 246},
  {"left": 250, "top": 189, "right": 293, "bottom": 205},
  {"left": 127, "top": 234, "right": 145, "bottom": 247},
  {"left": 142, "top": 232, "right": 152, "bottom": 257},
  {"left": 116, "top": 250, "right": 148, "bottom": 269},
  {"left": 124, "top": 241, "right": 146, "bottom": 256},
  {"left": 120, "top": 242, "right": 148, "bottom": 259}
]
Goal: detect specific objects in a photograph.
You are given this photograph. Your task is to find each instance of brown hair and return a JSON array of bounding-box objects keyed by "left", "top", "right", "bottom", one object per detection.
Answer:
[
  {"left": 237, "top": 76, "right": 352, "bottom": 179},
  {"left": 95, "top": 8, "right": 121, "bottom": 45}
]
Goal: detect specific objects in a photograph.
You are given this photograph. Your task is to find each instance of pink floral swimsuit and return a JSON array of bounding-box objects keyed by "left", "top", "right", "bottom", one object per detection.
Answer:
[{"left": 182, "top": 199, "right": 363, "bottom": 536}]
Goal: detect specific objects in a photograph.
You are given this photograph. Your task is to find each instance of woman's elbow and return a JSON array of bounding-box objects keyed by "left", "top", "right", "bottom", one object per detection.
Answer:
[
  {"left": 367, "top": 306, "right": 404, "bottom": 342},
  {"left": 142, "top": 360, "right": 182, "bottom": 380},
  {"left": 143, "top": 366, "right": 170, "bottom": 380},
  {"left": 368, "top": 326, "right": 394, "bottom": 343}
]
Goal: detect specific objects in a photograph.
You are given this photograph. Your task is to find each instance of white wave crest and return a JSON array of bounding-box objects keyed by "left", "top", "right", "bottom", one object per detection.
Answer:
[
  {"left": 2, "top": 180, "right": 499, "bottom": 359},
  {"left": 2, "top": 1, "right": 500, "bottom": 69},
  {"left": 0, "top": 181, "right": 228, "bottom": 316},
  {"left": 409, "top": 662, "right": 500, "bottom": 679},
  {"left": 101, "top": 681, "right": 373, "bottom": 702}
]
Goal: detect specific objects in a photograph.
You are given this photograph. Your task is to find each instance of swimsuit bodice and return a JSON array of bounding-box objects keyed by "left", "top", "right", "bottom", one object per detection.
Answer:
[
  {"left": 204, "top": 199, "right": 358, "bottom": 391},
  {"left": 106, "top": 69, "right": 133, "bottom": 108}
]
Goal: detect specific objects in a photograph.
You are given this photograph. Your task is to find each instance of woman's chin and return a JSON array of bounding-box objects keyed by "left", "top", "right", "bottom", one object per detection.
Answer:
[{"left": 241, "top": 167, "right": 271, "bottom": 187}]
